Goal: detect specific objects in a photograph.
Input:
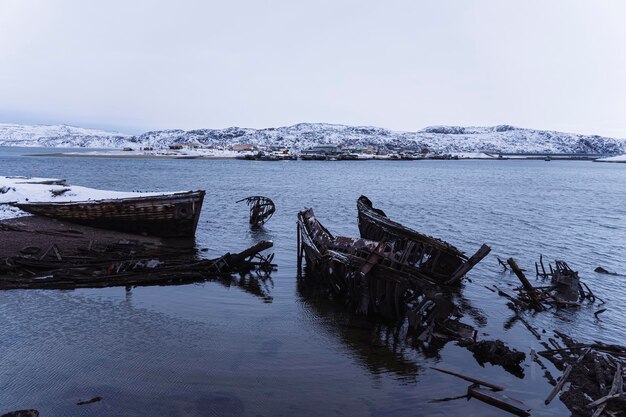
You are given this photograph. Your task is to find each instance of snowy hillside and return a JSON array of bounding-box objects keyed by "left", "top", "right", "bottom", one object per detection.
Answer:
[
  {"left": 1, "top": 122, "right": 625, "bottom": 154},
  {"left": 0, "top": 123, "right": 130, "bottom": 148}
]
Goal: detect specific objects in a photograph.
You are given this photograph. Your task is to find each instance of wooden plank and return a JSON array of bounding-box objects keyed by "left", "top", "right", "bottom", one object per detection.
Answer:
[
  {"left": 545, "top": 347, "right": 591, "bottom": 405},
  {"left": 468, "top": 385, "right": 530, "bottom": 416},
  {"left": 507, "top": 257, "right": 544, "bottom": 310},
  {"left": 431, "top": 367, "right": 504, "bottom": 391}
]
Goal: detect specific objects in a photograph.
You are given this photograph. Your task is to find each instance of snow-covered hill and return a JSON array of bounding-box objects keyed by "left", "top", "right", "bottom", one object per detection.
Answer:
[
  {"left": 1, "top": 122, "right": 625, "bottom": 154},
  {"left": 0, "top": 123, "right": 130, "bottom": 148}
]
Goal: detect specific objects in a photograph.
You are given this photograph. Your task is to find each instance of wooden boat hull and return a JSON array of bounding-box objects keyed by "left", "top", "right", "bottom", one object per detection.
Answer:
[
  {"left": 297, "top": 208, "right": 423, "bottom": 319},
  {"left": 296, "top": 208, "right": 476, "bottom": 342},
  {"left": 357, "top": 196, "right": 490, "bottom": 284},
  {"left": 14, "top": 191, "right": 205, "bottom": 238}
]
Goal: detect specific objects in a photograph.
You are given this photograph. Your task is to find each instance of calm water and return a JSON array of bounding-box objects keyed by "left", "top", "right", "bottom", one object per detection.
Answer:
[{"left": 1, "top": 148, "right": 625, "bottom": 416}]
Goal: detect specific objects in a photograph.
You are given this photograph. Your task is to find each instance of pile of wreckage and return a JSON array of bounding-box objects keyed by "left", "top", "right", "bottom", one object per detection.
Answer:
[
  {"left": 0, "top": 178, "right": 278, "bottom": 291},
  {"left": 495, "top": 256, "right": 603, "bottom": 312},
  {"left": 296, "top": 195, "right": 625, "bottom": 417},
  {"left": 297, "top": 195, "right": 491, "bottom": 345}
]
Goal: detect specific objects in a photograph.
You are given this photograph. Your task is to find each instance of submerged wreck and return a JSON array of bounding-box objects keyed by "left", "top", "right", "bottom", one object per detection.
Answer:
[
  {"left": 297, "top": 208, "right": 475, "bottom": 343},
  {"left": 237, "top": 196, "right": 276, "bottom": 226},
  {"left": 0, "top": 216, "right": 275, "bottom": 291},
  {"left": 357, "top": 196, "right": 490, "bottom": 285}
]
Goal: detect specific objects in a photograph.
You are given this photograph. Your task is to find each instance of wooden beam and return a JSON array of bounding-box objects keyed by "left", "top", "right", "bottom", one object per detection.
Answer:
[{"left": 431, "top": 367, "right": 504, "bottom": 391}]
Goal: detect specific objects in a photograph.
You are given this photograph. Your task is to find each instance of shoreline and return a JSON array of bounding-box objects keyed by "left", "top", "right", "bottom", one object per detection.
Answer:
[
  {"left": 27, "top": 152, "right": 236, "bottom": 160},
  {"left": 24, "top": 152, "right": 623, "bottom": 162}
]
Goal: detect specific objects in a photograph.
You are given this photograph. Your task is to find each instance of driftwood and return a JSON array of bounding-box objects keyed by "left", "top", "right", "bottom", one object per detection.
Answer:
[
  {"left": 497, "top": 256, "right": 509, "bottom": 270},
  {"left": 507, "top": 258, "right": 544, "bottom": 310},
  {"left": 544, "top": 347, "right": 591, "bottom": 404},
  {"left": 468, "top": 385, "right": 530, "bottom": 416},
  {"left": 431, "top": 367, "right": 504, "bottom": 391},
  {"left": 76, "top": 396, "right": 102, "bottom": 405}
]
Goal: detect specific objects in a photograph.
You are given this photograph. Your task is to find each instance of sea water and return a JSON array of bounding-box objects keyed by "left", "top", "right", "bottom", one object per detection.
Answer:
[{"left": 1, "top": 148, "right": 625, "bottom": 416}]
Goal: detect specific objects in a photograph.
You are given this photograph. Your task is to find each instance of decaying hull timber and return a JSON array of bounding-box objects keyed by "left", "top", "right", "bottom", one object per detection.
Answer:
[
  {"left": 297, "top": 208, "right": 475, "bottom": 342},
  {"left": 0, "top": 238, "right": 275, "bottom": 291},
  {"left": 13, "top": 191, "right": 205, "bottom": 238},
  {"left": 357, "top": 196, "right": 490, "bottom": 285},
  {"left": 237, "top": 196, "right": 276, "bottom": 226}
]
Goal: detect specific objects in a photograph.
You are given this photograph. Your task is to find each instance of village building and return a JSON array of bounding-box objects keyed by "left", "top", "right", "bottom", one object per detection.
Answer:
[{"left": 232, "top": 144, "right": 255, "bottom": 152}]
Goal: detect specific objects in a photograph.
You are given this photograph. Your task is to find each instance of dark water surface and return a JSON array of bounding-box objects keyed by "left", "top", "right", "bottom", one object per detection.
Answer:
[{"left": 1, "top": 148, "right": 625, "bottom": 416}]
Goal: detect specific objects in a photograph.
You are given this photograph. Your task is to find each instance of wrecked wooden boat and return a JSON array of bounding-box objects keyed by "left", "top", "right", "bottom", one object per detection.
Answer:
[
  {"left": 13, "top": 190, "right": 205, "bottom": 238},
  {"left": 297, "top": 208, "right": 475, "bottom": 342},
  {"left": 357, "top": 196, "right": 490, "bottom": 285},
  {"left": 0, "top": 238, "right": 274, "bottom": 290}
]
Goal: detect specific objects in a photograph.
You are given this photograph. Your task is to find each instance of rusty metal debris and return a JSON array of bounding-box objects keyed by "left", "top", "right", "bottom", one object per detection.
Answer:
[
  {"left": 237, "top": 196, "right": 275, "bottom": 226},
  {"left": 357, "top": 196, "right": 491, "bottom": 285}
]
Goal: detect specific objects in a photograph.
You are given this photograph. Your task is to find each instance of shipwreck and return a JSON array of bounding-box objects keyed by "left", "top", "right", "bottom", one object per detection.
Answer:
[
  {"left": 357, "top": 196, "right": 490, "bottom": 285},
  {"left": 296, "top": 208, "right": 476, "bottom": 343}
]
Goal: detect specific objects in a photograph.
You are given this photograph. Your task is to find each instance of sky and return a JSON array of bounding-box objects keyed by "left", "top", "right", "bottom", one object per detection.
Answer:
[{"left": 0, "top": 0, "right": 625, "bottom": 137}]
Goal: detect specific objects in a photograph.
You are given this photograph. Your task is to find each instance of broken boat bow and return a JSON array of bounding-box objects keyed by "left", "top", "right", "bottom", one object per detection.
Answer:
[{"left": 356, "top": 196, "right": 490, "bottom": 285}]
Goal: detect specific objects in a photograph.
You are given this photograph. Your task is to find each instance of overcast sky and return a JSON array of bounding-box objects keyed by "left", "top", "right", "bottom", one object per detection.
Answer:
[{"left": 1, "top": 0, "right": 625, "bottom": 136}]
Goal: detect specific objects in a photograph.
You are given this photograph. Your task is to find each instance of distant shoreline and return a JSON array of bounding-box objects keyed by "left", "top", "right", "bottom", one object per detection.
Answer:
[
  {"left": 25, "top": 152, "right": 624, "bottom": 162},
  {"left": 27, "top": 152, "right": 236, "bottom": 160},
  {"left": 19, "top": 152, "right": 626, "bottom": 163}
]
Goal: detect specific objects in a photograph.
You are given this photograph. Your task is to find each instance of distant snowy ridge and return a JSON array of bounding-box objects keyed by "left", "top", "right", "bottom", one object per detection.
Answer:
[
  {"left": 1, "top": 122, "right": 625, "bottom": 154},
  {"left": 0, "top": 123, "right": 130, "bottom": 148}
]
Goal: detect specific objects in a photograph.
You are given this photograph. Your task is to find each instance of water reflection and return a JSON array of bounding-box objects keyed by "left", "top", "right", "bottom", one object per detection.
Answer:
[
  {"left": 247, "top": 225, "right": 276, "bottom": 242},
  {"left": 297, "top": 277, "right": 422, "bottom": 380},
  {"left": 212, "top": 272, "right": 274, "bottom": 303}
]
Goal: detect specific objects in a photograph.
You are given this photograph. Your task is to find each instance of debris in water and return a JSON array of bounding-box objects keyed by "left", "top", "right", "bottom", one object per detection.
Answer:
[
  {"left": 594, "top": 266, "right": 625, "bottom": 277},
  {"left": 458, "top": 339, "right": 526, "bottom": 377},
  {"left": 297, "top": 207, "right": 475, "bottom": 344},
  {"left": 507, "top": 257, "right": 600, "bottom": 310},
  {"left": 237, "top": 196, "right": 276, "bottom": 226},
  {"left": 0, "top": 411, "right": 39, "bottom": 417},
  {"left": 0, "top": 216, "right": 276, "bottom": 291},
  {"left": 430, "top": 367, "right": 504, "bottom": 391},
  {"left": 76, "top": 396, "right": 102, "bottom": 405},
  {"left": 467, "top": 384, "right": 530, "bottom": 416},
  {"left": 538, "top": 333, "right": 626, "bottom": 417}
]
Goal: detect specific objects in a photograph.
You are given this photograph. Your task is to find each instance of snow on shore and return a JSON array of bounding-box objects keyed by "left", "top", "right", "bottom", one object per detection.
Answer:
[
  {"left": 595, "top": 154, "right": 626, "bottom": 163},
  {"left": 60, "top": 148, "right": 246, "bottom": 158},
  {"left": 0, "top": 176, "right": 185, "bottom": 220},
  {"left": 2, "top": 122, "right": 625, "bottom": 155}
]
